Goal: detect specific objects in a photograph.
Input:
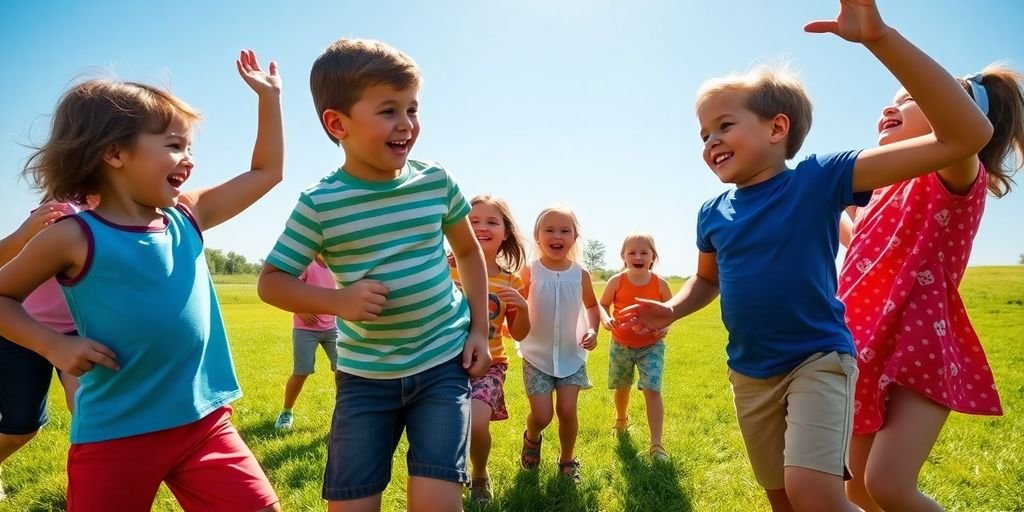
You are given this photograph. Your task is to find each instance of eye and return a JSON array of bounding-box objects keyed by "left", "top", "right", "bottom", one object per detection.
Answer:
[
  {"left": 700, "top": 133, "right": 709, "bottom": 142},
  {"left": 720, "top": 121, "right": 733, "bottom": 131},
  {"left": 408, "top": 107, "right": 419, "bottom": 115},
  {"left": 379, "top": 108, "right": 395, "bottom": 115}
]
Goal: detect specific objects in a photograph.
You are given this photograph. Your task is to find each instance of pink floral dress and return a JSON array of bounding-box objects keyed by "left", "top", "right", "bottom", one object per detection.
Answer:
[{"left": 838, "top": 166, "right": 1002, "bottom": 435}]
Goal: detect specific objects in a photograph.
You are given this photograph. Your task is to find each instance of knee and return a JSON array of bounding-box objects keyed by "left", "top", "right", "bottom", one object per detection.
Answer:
[
  {"left": 471, "top": 417, "right": 490, "bottom": 439},
  {"left": 554, "top": 403, "right": 577, "bottom": 421},
  {"left": 530, "top": 409, "right": 553, "bottom": 428},
  {"left": 863, "top": 468, "right": 914, "bottom": 509}
]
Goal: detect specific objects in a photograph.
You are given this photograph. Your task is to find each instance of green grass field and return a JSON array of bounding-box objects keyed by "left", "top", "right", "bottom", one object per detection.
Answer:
[{"left": 3, "top": 267, "right": 1022, "bottom": 511}]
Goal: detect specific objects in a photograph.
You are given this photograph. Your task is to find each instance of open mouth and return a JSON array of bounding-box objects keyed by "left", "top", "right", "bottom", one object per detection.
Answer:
[
  {"left": 632, "top": 263, "right": 645, "bottom": 269},
  {"left": 548, "top": 243, "right": 564, "bottom": 251},
  {"left": 880, "top": 119, "right": 901, "bottom": 131},
  {"left": 712, "top": 152, "right": 733, "bottom": 166},
  {"left": 387, "top": 140, "right": 410, "bottom": 153},
  {"left": 167, "top": 172, "right": 188, "bottom": 188}
]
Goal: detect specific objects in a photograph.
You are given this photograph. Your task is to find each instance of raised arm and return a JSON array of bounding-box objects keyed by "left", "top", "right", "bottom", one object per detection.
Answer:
[
  {"left": 806, "top": 0, "right": 992, "bottom": 193},
  {"left": 180, "top": 50, "right": 283, "bottom": 230}
]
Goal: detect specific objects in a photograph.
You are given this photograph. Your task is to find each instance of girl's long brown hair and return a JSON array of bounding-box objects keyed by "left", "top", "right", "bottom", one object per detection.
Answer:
[{"left": 962, "top": 64, "right": 1024, "bottom": 198}]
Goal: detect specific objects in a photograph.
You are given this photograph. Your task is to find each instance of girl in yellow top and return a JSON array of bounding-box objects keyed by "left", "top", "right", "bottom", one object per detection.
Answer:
[
  {"left": 599, "top": 233, "right": 672, "bottom": 461},
  {"left": 449, "top": 194, "right": 530, "bottom": 504}
]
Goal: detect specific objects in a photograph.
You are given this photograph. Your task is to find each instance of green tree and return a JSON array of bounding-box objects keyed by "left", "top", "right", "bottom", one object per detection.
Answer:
[{"left": 582, "top": 239, "right": 607, "bottom": 273}]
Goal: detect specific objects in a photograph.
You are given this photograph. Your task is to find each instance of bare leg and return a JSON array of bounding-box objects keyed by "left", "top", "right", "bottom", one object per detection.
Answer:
[
  {"left": 554, "top": 386, "right": 581, "bottom": 464},
  {"left": 469, "top": 399, "right": 493, "bottom": 479},
  {"left": 785, "top": 466, "right": 859, "bottom": 512},
  {"left": 613, "top": 386, "right": 630, "bottom": 425},
  {"left": 525, "top": 393, "right": 554, "bottom": 444},
  {"left": 643, "top": 389, "right": 664, "bottom": 447},
  {"left": 846, "top": 434, "right": 880, "bottom": 511},
  {"left": 283, "top": 374, "right": 309, "bottom": 410},
  {"left": 327, "top": 494, "right": 382, "bottom": 512},
  {"left": 862, "top": 386, "right": 949, "bottom": 512},
  {"left": 408, "top": 476, "right": 463, "bottom": 512}
]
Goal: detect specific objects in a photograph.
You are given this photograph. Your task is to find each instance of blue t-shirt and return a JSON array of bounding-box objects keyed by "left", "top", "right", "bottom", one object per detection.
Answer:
[
  {"left": 60, "top": 207, "right": 241, "bottom": 443},
  {"left": 697, "top": 151, "right": 870, "bottom": 378}
]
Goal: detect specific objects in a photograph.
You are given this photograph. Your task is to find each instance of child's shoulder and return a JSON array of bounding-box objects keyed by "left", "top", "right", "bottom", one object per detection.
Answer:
[{"left": 793, "top": 150, "right": 862, "bottom": 173}]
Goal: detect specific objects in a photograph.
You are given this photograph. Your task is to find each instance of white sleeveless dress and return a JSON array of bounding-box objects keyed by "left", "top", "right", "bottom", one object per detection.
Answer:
[{"left": 519, "top": 260, "right": 589, "bottom": 378}]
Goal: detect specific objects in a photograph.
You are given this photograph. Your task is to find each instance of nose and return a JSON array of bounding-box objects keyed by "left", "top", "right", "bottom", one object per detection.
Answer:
[
  {"left": 881, "top": 104, "right": 898, "bottom": 117},
  {"left": 396, "top": 112, "right": 414, "bottom": 132}
]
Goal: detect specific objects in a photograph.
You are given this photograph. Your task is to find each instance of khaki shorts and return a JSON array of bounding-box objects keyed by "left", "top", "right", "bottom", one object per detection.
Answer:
[{"left": 728, "top": 351, "right": 857, "bottom": 490}]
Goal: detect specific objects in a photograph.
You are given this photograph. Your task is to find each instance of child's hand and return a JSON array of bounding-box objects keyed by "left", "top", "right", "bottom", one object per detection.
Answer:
[
  {"left": 619, "top": 299, "right": 676, "bottom": 332},
  {"left": 580, "top": 329, "right": 598, "bottom": 351},
  {"left": 297, "top": 313, "right": 321, "bottom": 326},
  {"left": 495, "top": 286, "right": 527, "bottom": 312},
  {"left": 19, "top": 202, "right": 69, "bottom": 241},
  {"left": 601, "top": 316, "right": 617, "bottom": 331},
  {"left": 45, "top": 334, "right": 119, "bottom": 377},
  {"left": 334, "top": 279, "right": 389, "bottom": 321},
  {"left": 462, "top": 332, "right": 491, "bottom": 377},
  {"left": 236, "top": 49, "right": 281, "bottom": 97},
  {"left": 804, "top": 0, "right": 891, "bottom": 44}
]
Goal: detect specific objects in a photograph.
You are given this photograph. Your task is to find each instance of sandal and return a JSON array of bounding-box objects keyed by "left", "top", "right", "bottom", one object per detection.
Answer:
[
  {"left": 559, "top": 458, "right": 582, "bottom": 483},
  {"left": 650, "top": 444, "right": 669, "bottom": 463},
  {"left": 612, "top": 416, "right": 629, "bottom": 435},
  {"left": 469, "top": 477, "right": 493, "bottom": 503},
  {"left": 520, "top": 431, "right": 542, "bottom": 471}
]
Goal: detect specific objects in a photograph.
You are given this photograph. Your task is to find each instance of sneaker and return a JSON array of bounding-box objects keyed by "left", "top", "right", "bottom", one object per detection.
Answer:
[
  {"left": 275, "top": 410, "right": 294, "bottom": 430},
  {"left": 469, "top": 477, "right": 493, "bottom": 504}
]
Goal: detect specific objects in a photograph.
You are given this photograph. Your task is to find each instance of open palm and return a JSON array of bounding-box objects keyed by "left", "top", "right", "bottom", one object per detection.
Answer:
[
  {"left": 804, "top": 0, "right": 889, "bottom": 44},
  {"left": 236, "top": 49, "right": 281, "bottom": 95}
]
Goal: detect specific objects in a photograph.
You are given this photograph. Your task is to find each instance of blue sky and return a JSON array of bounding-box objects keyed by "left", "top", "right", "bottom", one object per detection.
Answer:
[{"left": 2, "top": 1, "right": 1022, "bottom": 276}]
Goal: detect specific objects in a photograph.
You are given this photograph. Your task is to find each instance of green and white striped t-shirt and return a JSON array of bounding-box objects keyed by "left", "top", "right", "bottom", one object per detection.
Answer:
[{"left": 266, "top": 160, "right": 472, "bottom": 379}]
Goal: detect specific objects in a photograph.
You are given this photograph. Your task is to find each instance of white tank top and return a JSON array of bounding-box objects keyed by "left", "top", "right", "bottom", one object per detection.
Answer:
[{"left": 519, "top": 260, "right": 589, "bottom": 377}]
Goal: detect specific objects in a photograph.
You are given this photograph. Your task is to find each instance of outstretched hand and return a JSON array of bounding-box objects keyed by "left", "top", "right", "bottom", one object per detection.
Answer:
[
  {"left": 236, "top": 49, "right": 281, "bottom": 96},
  {"left": 804, "top": 0, "right": 891, "bottom": 44},
  {"left": 618, "top": 298, "right": 677, "bottom": 333}
]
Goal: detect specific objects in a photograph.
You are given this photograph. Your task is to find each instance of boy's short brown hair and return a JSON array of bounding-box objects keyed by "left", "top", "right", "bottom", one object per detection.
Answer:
[
  {"left": 697, "top": 65, "right": 813, "bottom": 159},
  {"left": 310, "top": 38, "right": 422, "bottom": 144}
]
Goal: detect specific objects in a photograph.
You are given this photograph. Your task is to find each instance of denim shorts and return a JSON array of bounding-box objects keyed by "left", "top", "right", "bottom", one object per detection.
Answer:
[
  {"left": 0, "top": 331, "right": 74, "bottom": 435},
  {"left": 322, "top": 356, "right": 471, "bottom": 501},
  {"left": 292, "top": 328, "right": 339, "bottom": 375}
]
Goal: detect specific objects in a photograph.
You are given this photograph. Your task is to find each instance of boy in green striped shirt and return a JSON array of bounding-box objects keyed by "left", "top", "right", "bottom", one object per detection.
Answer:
[{"left": 258, "top": 38, "right": 490, "bottom": 512}]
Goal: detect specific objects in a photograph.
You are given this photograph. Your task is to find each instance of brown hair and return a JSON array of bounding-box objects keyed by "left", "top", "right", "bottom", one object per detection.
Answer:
[
  {"left": 960, "top": 64, "right": 1024, "bottom": 198},
  {"left": 533, "top": 205, "right": 582, "bottom": 262},
  {"left": 620, "top": 232, "right": 659, "bottom": 270},
  {"left": 470, "top": 194, "right": 527, "bottom": 273},
  {"left": 310, "top": 38, "right": 422, "bottom": 144},
  {"left": 697, "top": 65, "right": 813, "bottom": 159},
  {"left": 22, "top": 79, "right": 200, "bottom": 204}
]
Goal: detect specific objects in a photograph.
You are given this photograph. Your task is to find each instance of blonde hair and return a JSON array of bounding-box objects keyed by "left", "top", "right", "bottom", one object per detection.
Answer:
[
  {"left": 470, "top": 194, "right": 527, "bottom": 273},
  {"left": 696, "top": 64, "right": 813, "bottom": 159},
  {"left": 620, "top": 232, "right": 659, "bottom": 270},
  {"left": 532, "top": 205, "right": 582, "bottom": 262},
  {"left": 310, "top": 38, "right": 421, "bottom": 144},
  {"left": 959, "top": 63, "right": 1024, "bottom": 198},
  {"left": 22, "top": 79, "right": 201, "bottom": 204}
]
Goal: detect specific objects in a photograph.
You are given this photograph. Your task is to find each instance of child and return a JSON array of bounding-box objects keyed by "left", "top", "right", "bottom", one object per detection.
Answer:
[
  {"left": 518, "top": 205, "right": 600, "bottom": 483},
  {"left": 598, "top": 233, "right": 672, "bottom": 461},
  {"left": 0, "top": 50, "right": 283, "bottom": 511},
  {"left": 0, "top": 199, "right": 88, "bottom": 500},
  {"left": 274, "top": 254, "right": 340, "bottom": 431},
  {"left": 838, "top": 65, "right": 1023, "bottom": 511},
  {"left": 256, "top": 38, "right": 490, "bottom": 512},
  {"left": 449, "top": 194, "right": 531, "bottom": 504},
  {"left": 621, "top": 2, "right": 993, "bottom": 510}
]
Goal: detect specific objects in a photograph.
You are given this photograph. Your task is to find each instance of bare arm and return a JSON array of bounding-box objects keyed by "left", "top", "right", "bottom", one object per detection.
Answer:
[
  {"left": 180, "top": 50, "right": 283, "bottom": 230},
  {"left": 258, "top": 264, "right": 388, "bottom": 321},
  {"left": 579, "top": 268, "right": 601, "bottom": 350},
  {"left": 0, "top": 203, "right": 66, "bottom": 267},
  {"left": 0, "top": 221, "right": 118, "bottom": 374},
  {"left": 598, "top": 273, "right": 621, "bottom": 330},
  {"left": 806, "top": 2, "right": 991, "bottom": 193},
  {"left": 619, "top": 251, "right": 720, "bottom": 331}
]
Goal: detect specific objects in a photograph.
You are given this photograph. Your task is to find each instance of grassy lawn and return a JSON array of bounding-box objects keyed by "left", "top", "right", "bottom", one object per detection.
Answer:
[{"left": 3, "top": 267, "right": 1022, "bottom": 511}]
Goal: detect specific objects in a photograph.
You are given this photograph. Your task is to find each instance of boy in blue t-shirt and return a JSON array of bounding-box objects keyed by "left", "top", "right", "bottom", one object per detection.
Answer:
[
  {"left": 623, "top": 2, "right": 992, "bottom": 510},
  {"left": 257, "top": 38, "right": 490, "bottom": 511}
]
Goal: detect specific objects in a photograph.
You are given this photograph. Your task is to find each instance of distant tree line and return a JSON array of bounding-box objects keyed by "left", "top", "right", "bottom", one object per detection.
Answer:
[{"left": 205, "top": 248, "right": 263, "bottom": 275}]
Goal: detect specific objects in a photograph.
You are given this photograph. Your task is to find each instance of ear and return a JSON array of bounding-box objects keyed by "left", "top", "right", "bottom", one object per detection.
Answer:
[
  {"left": 322, "top": 109, "right": 349, "bottom": 142},
  {"left": 102, "top": 143, "right": 127, "bottom": 169},
  {"left": 768, "top": 113, "right": 791, "bottom": 145}
]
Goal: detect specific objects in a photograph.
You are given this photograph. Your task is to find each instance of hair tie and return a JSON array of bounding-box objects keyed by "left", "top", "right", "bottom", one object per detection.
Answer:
[{"left": 964, "top": 73, "right": 990, "bottom": 116}]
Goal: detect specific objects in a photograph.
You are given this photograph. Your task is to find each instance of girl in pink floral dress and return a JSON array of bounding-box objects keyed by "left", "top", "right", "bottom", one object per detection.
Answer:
[{"left": 839, "top": 65, "right": 1024, "bottom": 511}]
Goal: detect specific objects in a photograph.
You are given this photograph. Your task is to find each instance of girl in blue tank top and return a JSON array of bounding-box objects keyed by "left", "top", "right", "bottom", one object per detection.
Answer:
[{"left": 0, "top": 51, "right": 284, "bottom": 511}]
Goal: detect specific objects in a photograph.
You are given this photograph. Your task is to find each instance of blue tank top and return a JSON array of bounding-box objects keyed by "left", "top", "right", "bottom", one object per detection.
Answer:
[{"left": 60, "top": 207, "right": 241, "bottom": 443}]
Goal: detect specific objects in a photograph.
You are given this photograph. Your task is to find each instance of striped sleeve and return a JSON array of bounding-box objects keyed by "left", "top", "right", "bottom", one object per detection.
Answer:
[
  {"left": 442, "top": 169, "right": 470, "bottom": 225},
  {"left": 266, "top": 192, "right": 323, "bottom": 276}
]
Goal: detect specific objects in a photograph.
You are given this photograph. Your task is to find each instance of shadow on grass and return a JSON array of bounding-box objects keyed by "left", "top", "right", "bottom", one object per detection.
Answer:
[
  {"left": 240, "top": 417, "right": 330, "bottom": 492},
  {"left": 473, "top": 461, "right": 601, "bottom": 512},
  {"left": 615, "top": 434, "right": 691, "bottom": 512}
]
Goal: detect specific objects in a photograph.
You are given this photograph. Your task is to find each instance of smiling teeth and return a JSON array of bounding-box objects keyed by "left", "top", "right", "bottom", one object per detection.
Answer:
[{"left": 714, "top": 153, "right": 731, "bottom": 164}]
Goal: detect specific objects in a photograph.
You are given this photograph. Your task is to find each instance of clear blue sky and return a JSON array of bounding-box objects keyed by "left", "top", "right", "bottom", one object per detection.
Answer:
[{"left": 2, "top": 1, "right": 1022, "bottom": 276}]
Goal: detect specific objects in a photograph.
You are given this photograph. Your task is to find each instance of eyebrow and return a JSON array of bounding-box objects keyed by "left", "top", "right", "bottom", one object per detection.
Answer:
[{"left": 164, "top": 134, "right": 189, "bottom": 143}]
